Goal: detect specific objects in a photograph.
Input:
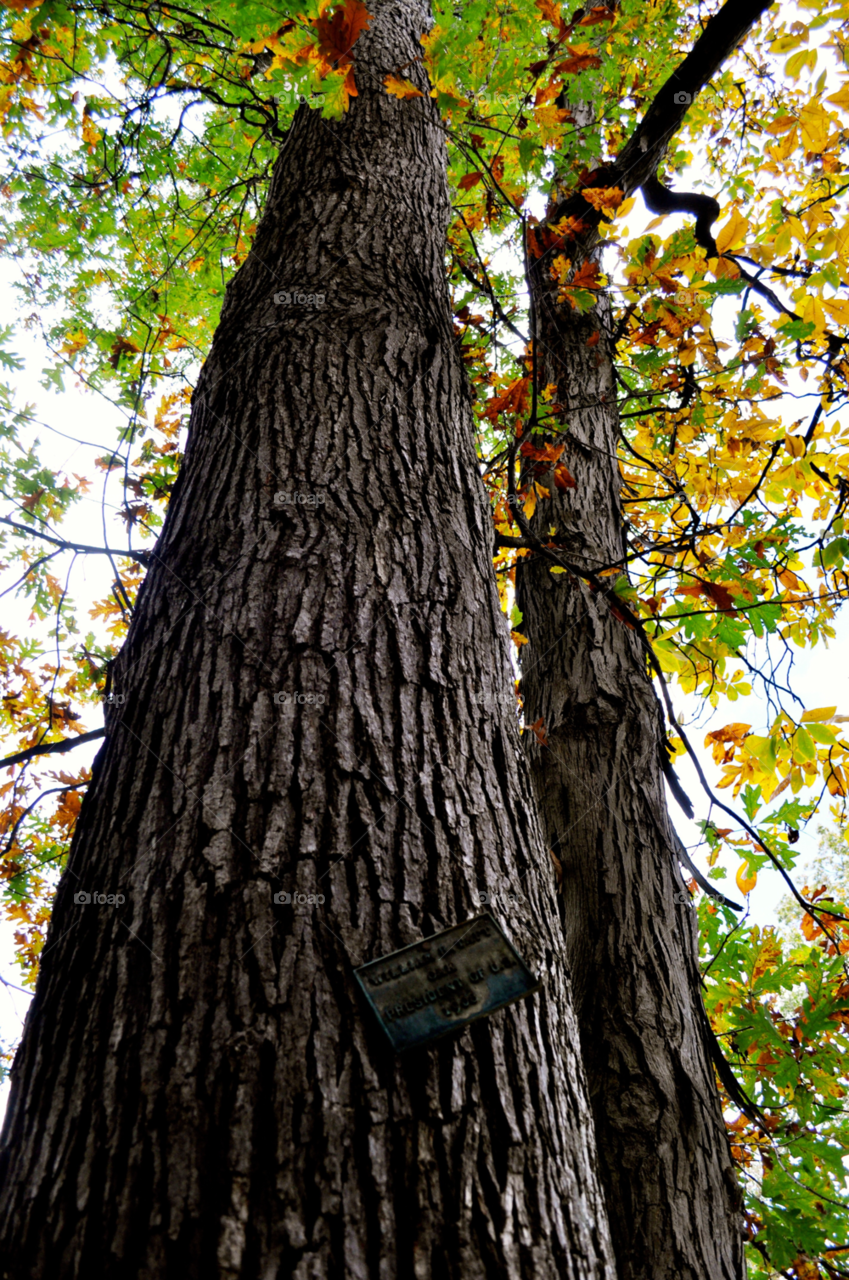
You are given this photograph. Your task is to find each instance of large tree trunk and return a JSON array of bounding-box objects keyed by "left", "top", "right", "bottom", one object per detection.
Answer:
[
  {"left": 516, "top": 215, "right": 745, "bottom": 1276},
  {"left": 0, "top": 3, "right": 616, "bottom": 1277}
]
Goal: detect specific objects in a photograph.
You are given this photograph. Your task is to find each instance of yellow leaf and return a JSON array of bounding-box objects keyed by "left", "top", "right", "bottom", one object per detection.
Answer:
[
  {"left": 800, "top": 706, "right": 837, "bottom": 722},
  {"left": 767, "top": 127, "right": 798, "bottom": 163},
  {"left": 60, "top": 328, "right": 88, "bottom": 357},
  {"left": 736, "top": 862, "right": 757, "bottom": 894},
  {"left": 827, "top": 84, "right": 849, "bottom": 111},
  {"left": 769, "top": 33, "right": 807, "bottom": 54},
  {"left": 511, "top": 630, "right": 529, "bottom": 646},
  {"left": 800, "top": 293, "right": 826, "bottom": 336},
  {"left": 784, "top": 434, "right": 806, "bottom": 457},
  {"left": 786, "top": 48, "right": 817, "bottom": 80},
  {"left": 752, "top": 929, "right": 782, "bottom": 980},
  {"left": 716, "top": 208, "right": 748, "bottom": 255},
  {"left": 823, "top": 297, "right": 849, "bottom": 327},
  {"left": 764, "top": 115, "right": 798, "bottom": 135},
  {"left": 799, "top": 101, "right": 830, "bottom": 153},
  {"left": 746, "top": 735, "right": 777, "bottom": 774},
  {"left": 383, "top": 74, "right": 424, "bottom": 100},
  {"left": 523, "top": 489, "right": 536, "bottom": 520}
]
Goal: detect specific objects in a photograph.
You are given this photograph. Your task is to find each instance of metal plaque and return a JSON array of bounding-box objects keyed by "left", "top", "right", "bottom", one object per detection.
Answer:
[{"left": 354, "top": 913, "right": 541, "bottom": 1052}]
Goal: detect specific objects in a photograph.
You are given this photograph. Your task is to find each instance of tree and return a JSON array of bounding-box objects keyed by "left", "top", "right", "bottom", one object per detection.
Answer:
[
  {"left": 1, "top": 0, "right": 849, "bottom": 1277},
  {"left": 513, "top": 9, "right": 773, "bottom": 1276},
  {"left": 0, "top": 3, "right": 616, "bottom": 1275}
]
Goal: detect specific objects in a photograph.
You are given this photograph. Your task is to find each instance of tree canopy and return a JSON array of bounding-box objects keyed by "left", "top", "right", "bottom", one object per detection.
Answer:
[{"left": 1, "top": 0, "right": 849, "bottom": 1275}]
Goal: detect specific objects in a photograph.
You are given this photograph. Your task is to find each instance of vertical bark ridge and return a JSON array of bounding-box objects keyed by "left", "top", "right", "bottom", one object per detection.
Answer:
[{"left": 0, "top": 4, "right": 615, "bottom": 1278}]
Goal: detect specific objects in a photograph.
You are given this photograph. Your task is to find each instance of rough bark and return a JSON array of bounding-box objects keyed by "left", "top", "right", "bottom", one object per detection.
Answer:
[{"left": 0, "top": 3, "right": 616, "bottom": 1278}]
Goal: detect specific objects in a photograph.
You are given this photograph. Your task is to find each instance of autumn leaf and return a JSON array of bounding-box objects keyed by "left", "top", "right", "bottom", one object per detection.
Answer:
[
  {"left": 534, "top": 0, "right": 568, "bottom": 40},
  {"left": 383, "top": 74, "right": 423, "bottom": 101},
  {"left": 553, "top": 463, "right": 576, "bottom": 491},
  {"left": 526, "top": 716, "right": 548, "bottom": 746},
  {"left": 109, "top": 338, "right": 140, "bottom": 368},
  {"left": 570, "top": 260, "right": 603, "bottom": 289},
  {"left": 578, "top": 5, "right": 616, "bottom": 24},
  {"left": 715, "top": 208, "right": 748, "bottom": 255},
  {"left": 704, "top": 582, "right": 738, "bottom": 615},
  {"left": 736, "top": 862, "right": 757, "bottom": 894},
  {"left": 581, "top": 186, "right": 623, "bottom": 214},
  {"left": 483, "top": 377, "right": 530, "bottom": 421},
  {"left": 315, "top": 0, "right": 372, "bottom": 70},
  {"left": 556, "top": 44, "right": 603, "bottom": 74},
  {"left": 520, "top": 440, "right": 564, "bottom": 463}
]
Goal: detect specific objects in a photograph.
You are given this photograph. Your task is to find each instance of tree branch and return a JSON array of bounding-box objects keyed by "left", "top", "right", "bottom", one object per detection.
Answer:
[
  {"left": 546, "top": 0, "right": 776, "bottom": 232},
  {"left": 0, "top": 516, "right": 152, "bottom": 566},
  {"left": 0, "top": 729, "right": 105, "bottom": 772}
]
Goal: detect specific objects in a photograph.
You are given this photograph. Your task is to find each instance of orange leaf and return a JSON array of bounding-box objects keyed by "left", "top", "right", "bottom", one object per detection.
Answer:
[
  {"left": 581, "top": 186, "right": 623, "bottom": 212},
  {"left": 705, "top": 723, "right": 752, "bottom": 746},
  {"left": 801, "top": 913, "right": 821, "bottom": 941},
  {"left": 316, "top": 0, "right": 372, "bottom": 70},
  {"left": 553, "top": 464, "right": 576, "bottom": 491},
  {"left": 579, "top": 5, "right": 616, "bottom": 23},
  {"left": 570, "top": 260, "right": 603, "bottom": 289},
  {"left": 109, "top": 337, "right": 140, "bottom": 368},
  {"left": 556, "top": 45, "right": 603, "bottom": 74},
  {"left": 383, "top": 74, "right": 423, "bottom": 100},
  {"left": 520, "top": 440, "right": 564, "bottom": 464},
  {"left": 527, "top": 716, "right": 548, "bottom": 746},
  {"left": 535, "top": 0, "right": 568, "bottom": 39},
  {"left": 705, "top": 582, "right": 738, "bottom": 615},
  {"left": 484, "top": 377, "right": 530, "bottom": 422}
]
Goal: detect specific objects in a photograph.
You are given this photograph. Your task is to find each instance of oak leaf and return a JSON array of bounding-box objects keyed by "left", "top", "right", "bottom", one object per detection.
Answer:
[{"left": 384, "top": 74, "right": 423, "bottom": 100}]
